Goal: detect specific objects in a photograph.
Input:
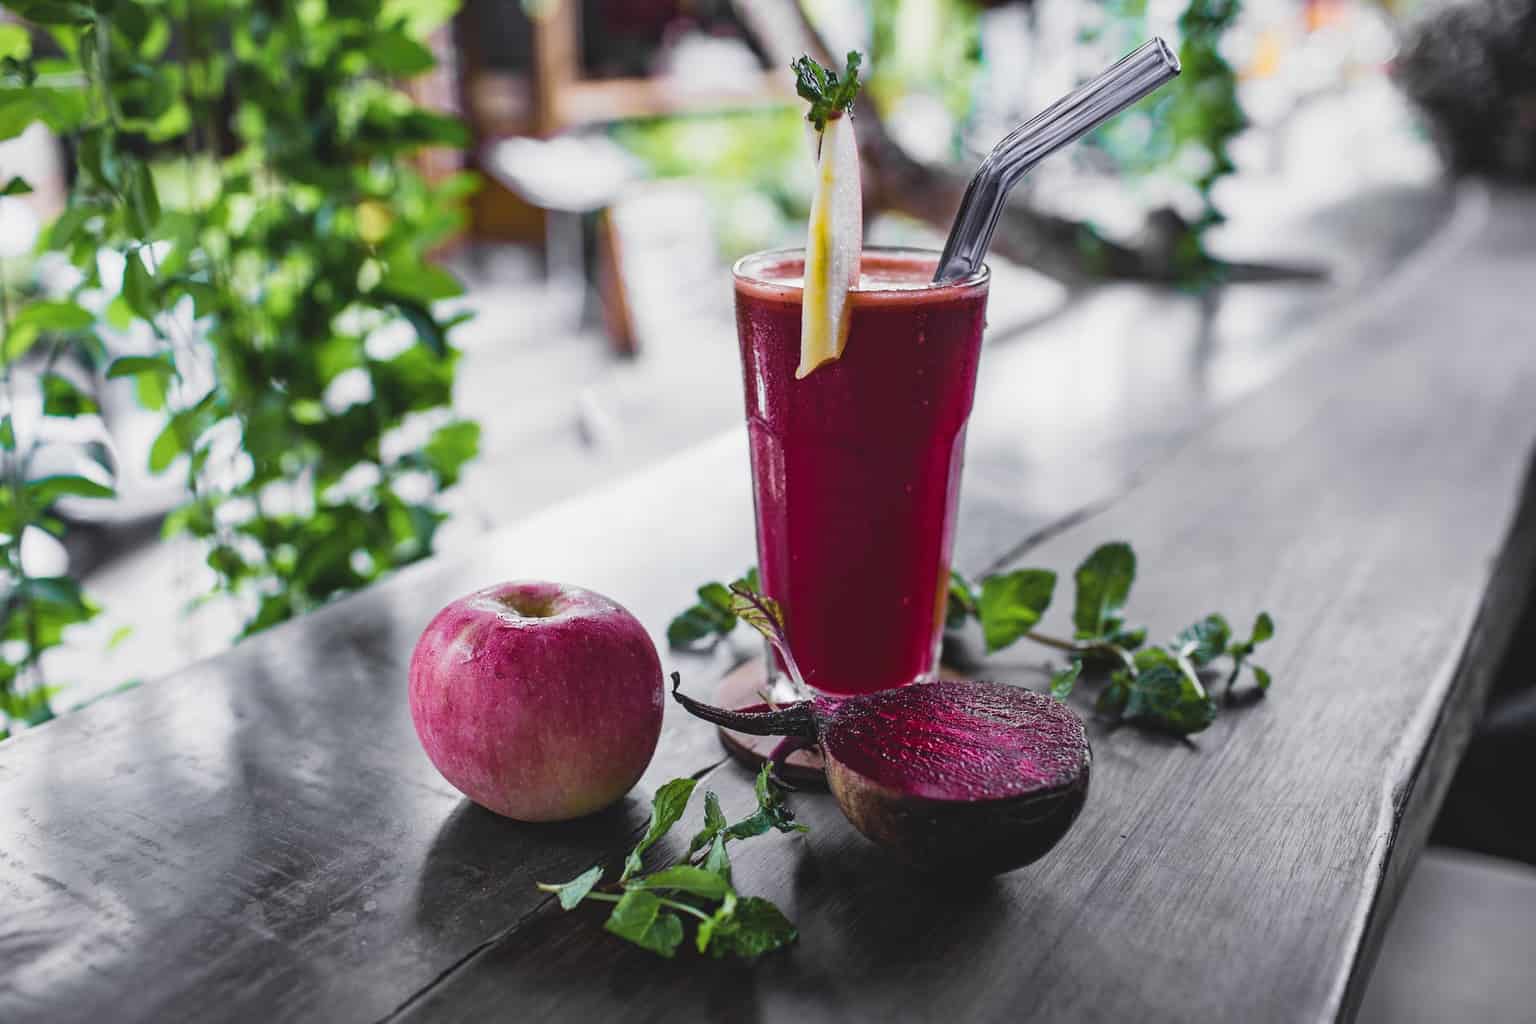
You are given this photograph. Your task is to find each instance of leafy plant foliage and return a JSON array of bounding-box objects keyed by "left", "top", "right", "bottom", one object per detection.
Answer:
[{"left": 0, "top": 0, "right": 478, "bottom": 733}]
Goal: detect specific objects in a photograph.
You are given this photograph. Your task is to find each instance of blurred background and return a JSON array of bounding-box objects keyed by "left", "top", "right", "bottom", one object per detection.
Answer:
[{"left": 0, "top": 0, "right": 1533, "bottom": 1012}]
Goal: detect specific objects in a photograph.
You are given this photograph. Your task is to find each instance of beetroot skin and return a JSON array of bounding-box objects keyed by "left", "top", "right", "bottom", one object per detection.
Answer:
[
  {"left": 674, "top": 678, "right": 1090, "bottom": 874},
  {"left": 410, "top": 581, "right": 664, "bottom": 822}
]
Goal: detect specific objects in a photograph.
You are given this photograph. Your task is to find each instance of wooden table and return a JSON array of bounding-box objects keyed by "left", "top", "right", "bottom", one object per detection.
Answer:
[{"left": 3, "top": 183, "right": 1534, "bottom": 1023}]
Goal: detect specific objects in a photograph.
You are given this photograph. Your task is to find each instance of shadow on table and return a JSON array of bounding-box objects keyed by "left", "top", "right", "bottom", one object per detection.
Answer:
[{"left": 413, "top": 795, "right": 648, "bottom": 940}]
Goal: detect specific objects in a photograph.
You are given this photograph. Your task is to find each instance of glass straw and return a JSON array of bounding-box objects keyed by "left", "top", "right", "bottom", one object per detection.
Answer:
[{"left": 934, "top": 38, "right": 1182, "bottom": 282}]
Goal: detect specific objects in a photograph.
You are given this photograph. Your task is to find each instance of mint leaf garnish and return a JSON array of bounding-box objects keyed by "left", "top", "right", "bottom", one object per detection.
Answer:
[
  {"left": 537, "top": 864, "right": 603, "bottom": 910},
  {"left": 1049, "top": 660, "right": 1083, "bottom": 701},
  {"left": 667, "top": 569, "right": 759, "bottom": 649},
  {"left": 702, "top": 897, "right": 798, "bottom": 960},
  {"left": 687, "top": 790, "right": 728, "bottom": 859},
  {"left": 622, "top": 777, "right": 698, "bottom": 882},
  {"left": 1174, "top": 613, "right": 1231, "bottom": 667},
  {"left": 1072, "top": 541, "right": 1137, "bottom": 641},
  {"left": 978, "top": 568, "right": 1057, "bottom": 653},
  {"left": 726, "top": 762, "right": 811, "bottom": 840},
  {"left": 792, "top": 51, "right": 863, "bottom": 132},
  {"left": 1121, "top": 648, "right": 1218, "bottom": 735},
  {"left": 946, "top": 569, "right": 978, "bottom": 628},
  {"left": 604, "top": 890, "right": 685, "bottom": 958},
  {"left": 540, "top": 764, "right": 805, "bottom": 960},
  {"left": 1225, "top": 611, "right": 1276, "bottom": 696},
  {"left": 629, "top": 865, "right": 732, "bottom": 901}
]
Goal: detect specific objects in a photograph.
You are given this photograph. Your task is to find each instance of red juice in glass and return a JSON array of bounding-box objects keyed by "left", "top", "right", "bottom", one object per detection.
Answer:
[{"left": 733, "top": 247, "right": 989, "bottom": 696}]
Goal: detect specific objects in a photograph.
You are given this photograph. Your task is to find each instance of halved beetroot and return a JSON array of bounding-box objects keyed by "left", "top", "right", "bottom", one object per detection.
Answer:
[{"left": 672, "top": 677, "right": 1090, "bottom": 875}]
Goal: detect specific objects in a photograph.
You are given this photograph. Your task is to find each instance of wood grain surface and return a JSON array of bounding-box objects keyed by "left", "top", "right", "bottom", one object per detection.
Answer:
[{"left": 2, "top": 183, "right": 1531, "bottom": 1023}]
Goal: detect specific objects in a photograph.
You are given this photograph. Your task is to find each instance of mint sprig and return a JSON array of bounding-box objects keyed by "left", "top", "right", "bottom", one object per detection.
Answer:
[
  {"left": 537, "top": 763, "right": 805, "bottom": 960},
  {"left": 792, "top": 51, "right": 863, "bottom": 132},
  {"left": 670, "top": 541, "right": 1275, "bottom": 737},
  {"left": 667, "top": 568, "right": 759, "bottom": 650}
]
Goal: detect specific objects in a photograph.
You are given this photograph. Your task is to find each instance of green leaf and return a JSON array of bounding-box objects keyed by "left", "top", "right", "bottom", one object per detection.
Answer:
[
  {"left": 702, "top": 897, "right": 797, "bottom": 959},
  {"left": 1174, "top": 613, "right": 1231, "bottom": 667},
  {"left": 603, "top": 890, "right": 684, "bottom": 958},
  {"left": 122, "top": 250, "right": 157, "bottom": 318},
  {"left": 421, "top": 419, "right": 479, "bottom": 487},
  {"left": 1049, "top": 660, "right": 1082, "bottom": 701},
  {"left": 687, "top": 790, "right": 728, "bottom": 858},
  {"left": 1252, "top": 665, "right": 1271, "bottom": 691},
  {"left": 125, "top": 163, "right": 161, "bottom": 235},
  {"left": 42, "top": 373, "right": 99, "bottom": 417},
  {"left": 379, "top": 293, "right": 446, "bottom": 356},
  {"left": 27, "top": 473, "right": 114, "bottom": 505},
  {"left": 621, "top": 777, "right": 697, "bottom": 882},
  {"left": 725, "top": 763, "right": 808, "bottom": 840},
  {"left": 1249, "top": 612, "right": 1274, "bottom": 647},
  {"left": 728, "top": 587, "right": 788, "bottom": 647},
  {"left": 366, "top": 29, "right": 437, "bottom": 75},
  {"left": 0, "top": 415, "right": 14, "bottom": 449},
  {"left": 106, "top": 354, "right": 176, "bottom": 380},
  {"left": 0, "top": 24, "right": 32, "bottom": 61},
  {"left": 792, "top": 51, "right": 863, "bottom": 132},
  {"left": 701, "top": 833, "right": 732, "bottom": 883},
  {"left": 946, "top": 569, "right": 977, "bottom": 628},
  {"left": 1, "top": 175, "right": 32, "bottom": 196},
  {"left": 628, "top": 865, "right": 732, "bottom": 901},
  {"left": 14, "top": 299, "right": 93, "bottom": 332},
  {"left": 667, "top": 578, "right": 747, "bottom": 649},
  {"left": 1072, "top": 541, "right": 1137, "bottom": 640},
  {"left": 1120, "top": 648, "right": 1218, "bottom": 736},
  {"left": 540, "top": 865, "right": 603, "bottom": 910},
  {"left": 977, "top": 568, "right": 1056, "bottom": 653}
]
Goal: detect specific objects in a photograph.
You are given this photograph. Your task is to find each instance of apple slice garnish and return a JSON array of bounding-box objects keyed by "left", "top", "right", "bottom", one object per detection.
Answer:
[{"left": 791, "top": 52, "right": 865, "bottom": 380}]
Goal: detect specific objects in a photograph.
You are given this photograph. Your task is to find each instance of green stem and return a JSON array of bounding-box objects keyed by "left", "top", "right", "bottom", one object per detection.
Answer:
[
  {"left": 1024, "top": 629, "right": 1136, "bottom": 672},
  {"left": 565, "top": 890, "right": 714, "bottom": 922}
]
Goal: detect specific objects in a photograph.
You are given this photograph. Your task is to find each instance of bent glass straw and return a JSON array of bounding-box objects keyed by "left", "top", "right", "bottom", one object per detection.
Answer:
[{"left": 934, "top": 38, "right": 1182, "bottom": 282}]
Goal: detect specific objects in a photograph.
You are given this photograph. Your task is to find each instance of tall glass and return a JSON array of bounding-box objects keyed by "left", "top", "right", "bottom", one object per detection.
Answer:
[{"left": 733, "top": 247, "right": 990, "bottom": 696}]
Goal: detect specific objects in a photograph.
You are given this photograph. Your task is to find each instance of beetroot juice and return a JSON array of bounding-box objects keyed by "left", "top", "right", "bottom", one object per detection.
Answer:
[{"left": 733, "top": 248, "right": 989, "bottom": 696}]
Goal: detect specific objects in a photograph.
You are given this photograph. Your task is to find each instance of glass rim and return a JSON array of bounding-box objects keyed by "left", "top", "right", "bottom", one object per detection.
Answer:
[{"left": 732, "top": 245, "right": 990, "bottom": 297}]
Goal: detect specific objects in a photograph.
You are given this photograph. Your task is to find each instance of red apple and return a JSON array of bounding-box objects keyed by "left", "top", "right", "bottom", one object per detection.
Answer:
[{"left": 409, "top": 581, "right": 664, "bottom": 821}]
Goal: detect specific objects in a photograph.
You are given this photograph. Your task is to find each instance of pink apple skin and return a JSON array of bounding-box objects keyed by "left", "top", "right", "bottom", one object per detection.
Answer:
[{"left": 408, "top": 581, "right": 664, "bottom": 822}]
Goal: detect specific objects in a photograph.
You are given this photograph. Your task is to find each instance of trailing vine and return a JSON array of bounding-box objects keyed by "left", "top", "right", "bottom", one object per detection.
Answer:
[{"left": 0, "top": 0, "right": 479, "bottom": 734}]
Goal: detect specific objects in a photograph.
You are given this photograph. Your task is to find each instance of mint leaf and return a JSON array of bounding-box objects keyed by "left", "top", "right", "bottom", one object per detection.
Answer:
[
  {"left": 621, "top": 777, "right": 698, "bottom": 882},
  {"left": 1226, "top": 611, "right": 1277, "bottom": 695},
  {"left": 725, "top": 764, "right": 809, "bottom": 840},
  {"left": 667, "top": 570, "right": 759, "bottom": 649},
  {"left": 1072, "top": 542, "right": 1136, "bottom": 640},
  {"left": 1121, "top": 648, "right": 1218, "bottom": 736},
  {"left": 1049, "top": 660, "right": 1083, "bottom": 700},
  {"left": 604, "top": 890, "right": 685, "bottom": 959},
  {"left": 791, "top": 51, "right": 863, "bottom": 132},
  {"left": 687, "top": 790, "right": 728, "bottom": 858},
  {"left": 978, "top": 568, "right": 1056, "bottom": 653},
  {"left": 701, "top": 834, "right": 732, "bottom": 883},
  {"left": 539, "top": 865, "right": 603, "bottom": 910},
  {"left": 1097, "top": 671, "right": 1132, "bottom": 716},
  {"left": 1174, "top": 613, "right": 1231, "bottom": 666},
  {"left": 946, "top": 569, "right": 978, "bottom": 628},
  {"left": 629, "top": 865, "right": 732, "bottom": 901},
  {"left": 704, "top": 897, "right": 798, "bottom": 960}
]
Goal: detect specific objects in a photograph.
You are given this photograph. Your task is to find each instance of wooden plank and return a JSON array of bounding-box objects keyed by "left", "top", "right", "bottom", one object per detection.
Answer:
[{"left": 393, "top": 184, "right": 1536, "bottom": 1022}]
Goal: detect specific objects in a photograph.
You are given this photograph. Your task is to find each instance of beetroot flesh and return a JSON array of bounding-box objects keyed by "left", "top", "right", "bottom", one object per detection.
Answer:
[{"left": 672, "top": 677, "right": 1090, "bottom": 874}]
